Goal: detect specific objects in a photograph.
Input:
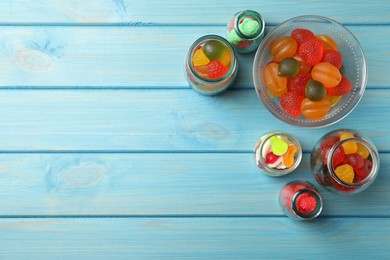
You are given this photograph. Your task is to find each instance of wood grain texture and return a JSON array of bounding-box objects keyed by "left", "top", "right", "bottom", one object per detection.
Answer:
[
  {"left": 0, "top": 217, "right": 389, "bottom": 259},
  {"left": 0, "top": 153, "right": 388, "bottom": 216},
  {"left": 0, "top": 89, "right": 388, "bottom": 151},
  {"left": 0, "top": 26, "right": 388, "bottom": 88},
  {"left": 0, "top": 0, "right": 389, "bottom": 24}
]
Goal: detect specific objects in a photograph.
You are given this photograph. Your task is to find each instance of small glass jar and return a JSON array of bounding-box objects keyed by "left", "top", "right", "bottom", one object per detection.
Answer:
[
  {"left": 185, "top": 35, "right": 238, "bottom": 95},
  {"left": 279, "top": 180, "right": 323, "bottom": 220},
  {"left": 254, "top": 131, "right": 302, "bottom": 176},
  {"left": 226, "top": 10, "right": 265, "bottom": 53},
  {"left": 311, "top": 129, "right": 380, "bottom": 195}
]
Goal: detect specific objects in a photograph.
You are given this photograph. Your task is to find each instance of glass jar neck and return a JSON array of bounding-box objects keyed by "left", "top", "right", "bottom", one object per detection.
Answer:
[
  {"left": 291, "top": 189, "right": 323, "bottom": 220},
  {"left": 234, "top": 10, "right": 265, "bottom": 40},
  {"left": 328, "top": 137, "right": 379, "bottom": 188}
]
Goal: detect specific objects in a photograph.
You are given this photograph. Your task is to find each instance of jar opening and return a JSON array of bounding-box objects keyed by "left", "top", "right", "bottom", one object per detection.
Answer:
[
  {"left": 292, "top": 189, "right": 322, "bottom": 219},
  {"left": 234, "top": 10, "right": 265, "bottom": 40},
  {"left": 187, "top": 35, "right": 237, "bottom": 83},
  {"left": 328, "top": 137, "right": 379, "bottom": 188}
]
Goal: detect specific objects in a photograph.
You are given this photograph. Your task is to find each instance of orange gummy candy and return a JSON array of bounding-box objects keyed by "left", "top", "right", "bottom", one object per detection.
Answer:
[
  {"left": 263, "top": 62, "right": 288, "bottom": 96},
  {"left": 316, "top": 35, "right": 338, "bottom": 51},
  {"left": 311, "top": 62, "right": 342, "bottom": 88},
  {"left": 301, "top": 96, "right": 331, "bottom": 120},
  {"left": 282, "top": 145, "right": 297, "bottom": 168},
  {"left": 269, "top": 36, "right": 298, "bottom": 62}
]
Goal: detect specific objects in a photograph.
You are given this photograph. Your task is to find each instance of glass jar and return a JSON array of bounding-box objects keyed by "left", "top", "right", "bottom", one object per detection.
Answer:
[
  {"left": 226, "top": 10, "right": 265, "bottom": 53},
  {"left": 254, "top": 131, "right": 302, "bottom": 176},
  {"left": 185, "top": 35, "right": 238, "bottom": 95},
  {"left": 311, "top": 129, "right": 380, "bottom": 195},
  {"left": 279, "top": 180, "right": 323, "bottom": 220}
]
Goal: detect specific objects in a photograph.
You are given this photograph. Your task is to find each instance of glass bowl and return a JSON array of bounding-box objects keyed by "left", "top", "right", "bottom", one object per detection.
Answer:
[{"left": 253, "top": 15, "right": 367, "bottom": 128}]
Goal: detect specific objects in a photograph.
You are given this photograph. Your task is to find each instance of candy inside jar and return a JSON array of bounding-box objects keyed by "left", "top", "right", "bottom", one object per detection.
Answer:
[
  {"left": 311, "top": 129, "right": 380, "bottom": 194},
  {"left": 279, "top": 180, "right": 323, "bottom": 220},
  {"left": 254, "top": 131, "right": 302, "bottom": 176},
  {"left": 227, "top": 10, "right": 265, "bottom": 53},
  {"left": 185, "top": 35, "right": 238, "bottom": 95}
]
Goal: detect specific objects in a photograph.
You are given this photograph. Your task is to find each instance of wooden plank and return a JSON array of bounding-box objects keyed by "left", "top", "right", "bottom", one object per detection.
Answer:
[
  {"left": 0, "top": 217, "right": 389, "bottom": 258},
  {"left": 0, "top": 153, "right": 388, "bottom": 216},
  {"left": 0, "top": 26, "right": 388, "bottom": 88},
  {"left": 0, "top": 1, "right": 389, "bottom": 24},
  {"left": 0, "top": 89, "right": 388, "bottom": 151}
]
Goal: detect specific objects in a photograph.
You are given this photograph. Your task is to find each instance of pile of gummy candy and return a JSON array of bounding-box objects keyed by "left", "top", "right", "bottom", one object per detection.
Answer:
[{"left": 263, "top": 28, "right": 352, "bottom": 120}]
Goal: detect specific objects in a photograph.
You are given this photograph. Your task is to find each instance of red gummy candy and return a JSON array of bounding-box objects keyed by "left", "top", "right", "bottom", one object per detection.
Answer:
[
  {"left": 322, "top": 50, "right": 343, "bottom": 69},
  {"left": 320, "top": 136, "right": 345, "bottom": 166},
  {"left": 343, "top": 153, "right": 364, "bottom": 171},
  {"left": 280, "top": 91, "right": 305, "bottom": 117},
  {"left": 287, "top": 73, "right": 311, "bottom": 96},
  {"left": 291, "top": 28, "right": 315, "bottom": 46},
  {"left": 298, "top": 38, "right": 324, "bottom": 66},
  {"left": 265, "top": 152, "right": 280, "bottom": 164},
  {"left": 327, "top": 75, "right": 352, "bottom": 96},
  {"left": 207, "top": 61, "right": 228, "bottom": 79},
  {"left": 238, "top": 40, "right": 254, "bottom": 48},
  {"left": 354, "top": 159, "right": 373, "bottom": 182},
  {"left": 295, "top": 193, "right": 317, "bottom": 214}
]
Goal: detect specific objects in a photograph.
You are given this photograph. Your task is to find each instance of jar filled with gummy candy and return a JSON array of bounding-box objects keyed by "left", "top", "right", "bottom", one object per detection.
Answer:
[
  {"left": 310, "top": 129, "right": 380, "bottom": 195},
  {"left": 254, "top": 131, "right": 302, "bottom": 176},
  {"left": 185, "top": 35, "right": 238, "bottom": 95},
  {"left": 227, "top": 10, "right": 265, "bottom": 53},
  {"left": 279, "top": 180, "right": 323, "bottom": 220}
]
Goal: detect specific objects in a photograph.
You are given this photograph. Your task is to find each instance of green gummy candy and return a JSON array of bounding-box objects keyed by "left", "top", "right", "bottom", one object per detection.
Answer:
[
  {"left": 227, "top": 30, "right": 242, "bottom": 44},
  {"left": 270, "top": 136, "right": 288, "bottom": 156},
  {"left": 238, "top": 18, "right": 260, "bottom": 37}
]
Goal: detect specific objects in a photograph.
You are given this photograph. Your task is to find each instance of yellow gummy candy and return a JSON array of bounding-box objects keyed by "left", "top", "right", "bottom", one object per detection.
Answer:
[
  {"left": 356, "top": 143, "right": 370, "bottom": 159},
  {"left": 282, "top": 145, "right": 297, "bottom": 168},
  {"left": 340, "top": 132, "right": 357, "bottom": 155},
  {"left": 193, "top": 49, "right": 210, "bottom": 66},
  {"left": 328, "top": 95, "right": 342, "bottom": 107},
  {"left": 335, "top": 164, "right": 355, "bottom": 184},
  {"left": 219, "top": 49, "right": 231, "bottom": 67}
]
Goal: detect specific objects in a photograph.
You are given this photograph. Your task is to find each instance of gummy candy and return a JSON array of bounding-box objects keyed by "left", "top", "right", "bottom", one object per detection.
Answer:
[
  {"left": 311, "top": 62, "right": 342, "bottom": 88},
  {"left": 316, "top": 35, "right": 338, "bottom": 51},
  {"left": 292, "top": 54, "right": 312, "bottom": 74},
  {"left": 278, "top": 57, "right": 300, "bottom": 78},
  {"left": 238, "top": 17, "right": 260, "bottom": 36},
  {"left": 301, "top": 96, "right": 330, "bottom": 120},
  {"left": 295, "top": 193, "right": 317, "bottom": 214},
  {"left": 291, "top": 28, "right": 315, "bottom": 46},
  {"left": 265, "top": 151, "right": 280, "bottom": 164},
  {"left": 327, "top": 75, "right": 352, "bottom": 96},
  {"left": 280, "top": 91, "right": 305, "bottom": 116},
  {"left": 322, "top": 50, "right": 342, "bottom": 69},
  {"left": 193, "top": 49, "right": 210, "bottom": 67},
  {"left": 203, "top": 40, "right": 227, "bottom": 60},
  {"left": 305, "top": 79, "right": 326, "bottom": 102},
  {"left": 207, "top": 61, "right": 228, "bottom": 80},
  {"left": 328, "top": 95, "right": 342, "bottom": 107},
  {"left": 269, "top": 36, "right": 298, "bottom": 62},
  {"left": 298, "top": 38, "right": 323, "bottom": 66},
  {"left": 340, "top": 132, "right": 358, "bottom": 155},
  {"left": 219, "top": 49, "right": 232, "bottom": 67},
  {"left": 343, "top": 153, "right": 364, "bottom": 171},
  {"left": 270, "top": 136, "right": 288, "bottom": 156},
  {"left": 356, "top": 143, "right": 370, "bottom": 159},
  {"left": 263, "top": 62, "right": 288, "bottom": 96},
  {"left": 355, "top": 159, "right": 372, "bottom": 182},
  {"left": 335, "top": 164, "right": 355, "bottom": 184},
  {"left": 282, "top": 145, "right": 297, "bottom": 168},
  {"left": 287, "top": 73, "right": 311, "bottom": 96}
]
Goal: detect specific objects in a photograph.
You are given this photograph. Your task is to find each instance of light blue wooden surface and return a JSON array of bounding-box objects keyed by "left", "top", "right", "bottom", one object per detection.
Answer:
[{"left": 0, "top": 1, "right": 390, "bottom": 259}]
